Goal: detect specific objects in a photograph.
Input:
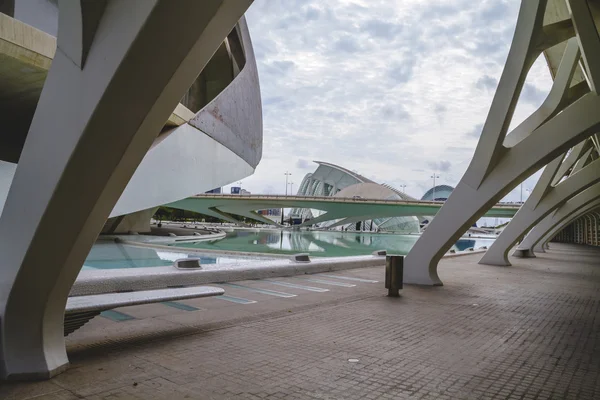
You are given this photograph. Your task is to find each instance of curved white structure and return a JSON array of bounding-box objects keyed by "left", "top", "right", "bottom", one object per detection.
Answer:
[
  {"left": 292, "top": 161, "right": 419, "bottom": 233},
  {"left": 404, "top": 0, "right": 600, "bottom": 285},
  {"left": 514, "top": 184, "right": 600, "bottom": 256},
  {"left": 0, "top": 1, "right": 260, "bottom": 380},
  {"left": 420, "top": 185, "right": 454, "bottom": 201},
  {"left": 0, "top": 3, "right": 262, "bottom": 233}
]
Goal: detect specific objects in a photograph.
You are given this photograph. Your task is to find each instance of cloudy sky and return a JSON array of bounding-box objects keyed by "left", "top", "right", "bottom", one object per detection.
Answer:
[{"left": 228, "top": 0, "right": 552, "bottom": 201}]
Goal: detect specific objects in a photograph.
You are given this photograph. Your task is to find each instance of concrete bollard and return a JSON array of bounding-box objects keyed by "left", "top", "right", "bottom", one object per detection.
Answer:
[
  {"left": 173, "top": 258, "right": 201, "bottom": 269},
  {"left": 290, "top": 253, "right": 311, "bottom": 263},
  {"left": 385, "top": 255, "right": 403, "bottom": 297}
]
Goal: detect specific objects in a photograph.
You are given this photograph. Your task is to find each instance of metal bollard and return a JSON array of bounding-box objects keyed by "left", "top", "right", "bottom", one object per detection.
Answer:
[{"left": 385, "top": 255, "right": 403, "bottom": 297}]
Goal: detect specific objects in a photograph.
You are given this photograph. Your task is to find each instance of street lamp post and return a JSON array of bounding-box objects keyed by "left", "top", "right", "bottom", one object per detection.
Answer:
[
  {"left": 520, "top": 183, "right": 522, "bottom": 203},
  {"left": 284, "top": 171, "right": 291, "bottom": 195},
  {"left": 431, "top": 174, "right": 439, "bottom": 200},
  {"left": 289, "top": 182, "right": 294, "bottom": 194},
  {"left": 282, "top": 172, "right": 291, "bottom": 225},
  {"left": 400, "top": 184, "right": 407, "bottom": 193}
]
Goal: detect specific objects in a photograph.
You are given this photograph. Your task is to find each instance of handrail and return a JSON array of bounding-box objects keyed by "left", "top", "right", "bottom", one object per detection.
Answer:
[{"left": 190, "top": 193, "right": 520, "bottom": 210}]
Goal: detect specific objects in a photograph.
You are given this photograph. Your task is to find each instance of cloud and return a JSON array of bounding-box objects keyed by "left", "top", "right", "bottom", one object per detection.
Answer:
[
  {"left": 296, "top": 159, "right": 313, "bottom": 169},
  {"left": 333, "top": 36, "right": 361, "bottom": 53},
  {"left": 240, "top": 1, "right": 552, "bottom": 199},
  {"left": 361, "top": 19, "right": 402, "bottom": 38},
  {"left": 262, "top": 185, "right": 276, "bottom": 194},
  {"left": 434, "top": 104, "right": 447, "bottom": 123},
  {"left": 304, "top": 6, "right": 320, "bottom": 21},
  {"left": 475, "top": 75, "right": 498, "bottom": 91},
  {"left": 387, "top": 60, "right": 416, "bottom": 85},
  {"left": 427, "top": 160, "right": 452, "bottom": 172},
  {"left": 520, "top": 83, "right": 546, "bottom": 106},
  {"left": 380, "top": 105, "right": 411, "bottom": 121},
  {"left": 466, "top": 123, "right": 484, "bottom": 138}
]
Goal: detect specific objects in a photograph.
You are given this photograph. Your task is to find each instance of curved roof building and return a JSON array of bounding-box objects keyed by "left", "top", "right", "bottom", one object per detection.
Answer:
[
  {"left": 0, "top": 1, "right": 260, "bottom": 380},
  {"left": 0, "top": 5, "right": 262, "bottom": 234},
  {"left": 421, "top": 185, "right": 454, "bottom": 201},
  {"left": 292, "top": 162, "right": 419, "bottom": 233}
]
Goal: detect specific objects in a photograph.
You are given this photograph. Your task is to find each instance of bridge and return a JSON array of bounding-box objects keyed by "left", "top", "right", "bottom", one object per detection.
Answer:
[{"left": 167, "top": 194, "right": 520, "bottom": 228}]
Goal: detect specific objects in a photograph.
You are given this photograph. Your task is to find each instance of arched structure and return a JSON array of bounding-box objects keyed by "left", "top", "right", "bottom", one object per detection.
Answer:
[
  {"left": 480, "top": 142, "right": 600, "bottom": 266},
  {"left": 0, "top": 1, "right": 259, "bottom": 380},
  {"left": 328, "top": 183, "right": 420, "bottom": 232},
  {"left": 169, "top": 193, "right": 518, "bottom": 230},
  {"left": 291, "top": 161, "right": 416, "bottom": 232},
  {"left": 0, "top": 2, "right": 262, "bottom": 234},
  {"left": 404, "top": 0, "right": 600, "bottom": 285}
]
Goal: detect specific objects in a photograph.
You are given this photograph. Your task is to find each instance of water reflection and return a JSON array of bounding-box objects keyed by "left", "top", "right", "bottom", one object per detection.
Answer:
[
  {"left": 173, "top": 230, "right": 497, "bottom": 257},
  {"left": 83, "top": 242, "right": 266, "bottom": 270}
]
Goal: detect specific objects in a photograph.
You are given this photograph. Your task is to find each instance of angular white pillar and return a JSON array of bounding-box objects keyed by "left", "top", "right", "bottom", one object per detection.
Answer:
[
  {"left": 404, "top": 0, "right": 600, "bottom": 285},
  {"left": 479, "top": 156, "right": 600, "bottom": 266},
  {"left": 519, "top": 189, "right": 600, "bottom": 254},
  {"left": 0, "top": 0, "right": 252, "bottom": 380},
  {"left": 480, "top": 140, "right": 594, "bottom": 263}
]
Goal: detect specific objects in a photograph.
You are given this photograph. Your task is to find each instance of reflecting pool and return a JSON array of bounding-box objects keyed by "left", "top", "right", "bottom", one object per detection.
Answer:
[
  {"left": 83, "top": 242, "right": 271, "bottom": 270},
  {"left": 170, "top": 230, "right": 496, "bottom": 257}
]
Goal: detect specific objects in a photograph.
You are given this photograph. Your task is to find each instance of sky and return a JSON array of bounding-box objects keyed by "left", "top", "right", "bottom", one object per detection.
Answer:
[{"left": 225, "top": 0, "right": 553, "bottom": 202}]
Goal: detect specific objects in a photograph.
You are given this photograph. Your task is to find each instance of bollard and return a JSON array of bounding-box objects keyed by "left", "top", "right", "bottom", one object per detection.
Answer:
[
  {"left": 385, "top": 255, "right": 403, "bottom": 297},
  {"left": 173, "top": 258, "right": 201, "bottom": 269}
]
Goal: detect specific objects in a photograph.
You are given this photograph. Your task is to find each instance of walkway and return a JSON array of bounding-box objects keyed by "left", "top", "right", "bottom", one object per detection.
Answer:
[
  {"left": 2, "top": 243, "right": 599, "bottom": 399},
  {"left": 168, "top": 194, "right": 518, "bottom": 227}
]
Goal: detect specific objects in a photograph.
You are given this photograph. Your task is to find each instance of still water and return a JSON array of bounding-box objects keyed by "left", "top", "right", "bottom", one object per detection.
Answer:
[
  {"left": 83, "top": 242, "right": 271, "bottom": 270},
  {"left": 171, "top": 230, "right": 497, "bottom": 258}
]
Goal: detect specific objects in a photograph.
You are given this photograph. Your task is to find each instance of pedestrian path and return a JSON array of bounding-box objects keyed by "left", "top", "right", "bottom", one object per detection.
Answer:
[
  {"left": 94, "top": 270, "right": 380, "bottom": 322},
  {"left": 5, "top": 244, "right": 600, "bottom": 399}
]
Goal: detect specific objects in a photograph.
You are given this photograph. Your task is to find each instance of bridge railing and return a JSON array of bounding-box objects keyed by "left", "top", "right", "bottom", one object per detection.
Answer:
[{"left": 191, "top": 193, "right": 520, "bottom": 210}]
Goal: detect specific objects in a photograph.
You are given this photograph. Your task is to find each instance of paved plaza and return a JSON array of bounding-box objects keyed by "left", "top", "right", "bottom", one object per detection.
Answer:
[{"left": 2, "top": 243, "right": 599, "bottom": 399}]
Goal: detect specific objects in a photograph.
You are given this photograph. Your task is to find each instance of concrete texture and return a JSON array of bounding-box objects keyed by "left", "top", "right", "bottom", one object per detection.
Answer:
[
  {"left": 515, "top": 185, "right": 600, "bottom": 257},
  {"left": 2, "top": 243, "right": 599, "bottom": 399},
  {"left": 404, "top": 0, "right": 600, "bottom": 285},
  {"left": 481, "top": 150, "right": 600, "bottom": 266},
  {"left": 0, "top": 0, "right": 254, "bottom": 380},
  {"left": 168, "top": 193, "right": 519, "bottom": 228}
]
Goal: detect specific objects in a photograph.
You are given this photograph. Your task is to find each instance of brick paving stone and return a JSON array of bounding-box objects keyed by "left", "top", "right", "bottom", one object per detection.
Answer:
[{"left": 3, "top": 243, "right": 600, "bottom": 399}]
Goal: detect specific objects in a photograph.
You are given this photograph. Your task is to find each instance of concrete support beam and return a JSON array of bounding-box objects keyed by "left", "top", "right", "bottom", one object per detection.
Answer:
[
  {"left": 521, "top": 188, "right": 600, "bottom": 254},
  {"left": 567, "top": 0, "right": 600, "bottom": 94},
  {"left": 403, "top": 1, "right": 600, "bottom": 285},
  {"left": 480, "top": 157, "right": 600, "bottom": 266},
  {"left": 481, "top": 138, "right": 594, "bottom": 264},
  {"left": 0, "top": 0, "right": 252, "bottom": 380},
  {"left": 551, "top": 140, "right": 593, "bottom": 185}
]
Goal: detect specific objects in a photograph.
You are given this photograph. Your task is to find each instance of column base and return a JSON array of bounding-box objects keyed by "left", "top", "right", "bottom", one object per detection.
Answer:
[
  {"left": 2, "top": 362, "right": 69, "bottom": 381},
  {"left": 512, "top": 248, "right": 536, "bottom": 258}
]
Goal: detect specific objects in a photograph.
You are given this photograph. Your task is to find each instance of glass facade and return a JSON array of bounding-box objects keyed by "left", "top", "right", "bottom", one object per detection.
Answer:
[
  {"left": 291, "top": 161, "right": 420, "bottom": 233},
  {"left": 421, "top": 185, "right": 454, "bottom": 201}
]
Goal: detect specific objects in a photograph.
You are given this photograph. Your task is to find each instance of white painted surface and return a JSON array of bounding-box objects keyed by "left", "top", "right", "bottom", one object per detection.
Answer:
[
  {"left": 111, "top": 123, "right": 254, "bottom": 217},
  {"left": 0, "top": 162, "right": 16, "bottom": 214}
]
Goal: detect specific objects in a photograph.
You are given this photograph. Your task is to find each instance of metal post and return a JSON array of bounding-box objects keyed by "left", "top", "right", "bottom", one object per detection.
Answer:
[
  {"left": 430, "top": 174, "right": 439, "bottom": 200},
  {"left": 284, "top": 171, "right": 291, "bottom": 195},
  {"left": 520, "top": 182, "right": 523, "bottom": 203},
  {"left": 385, "top": 255, "right": 403, "bottom": 297},
  {"left": 283, "top": 171, "right": 291, "bottom": 225}
]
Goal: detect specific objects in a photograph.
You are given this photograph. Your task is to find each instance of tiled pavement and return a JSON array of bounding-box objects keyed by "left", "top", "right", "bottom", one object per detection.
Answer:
[{"left": 2, "top": 243, "right": 600, "bottom": 399}]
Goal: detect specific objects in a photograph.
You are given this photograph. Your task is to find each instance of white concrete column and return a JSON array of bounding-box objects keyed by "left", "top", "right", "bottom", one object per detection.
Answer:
[
  {"left": 515, "top": 184, "right": 600, "bottom": 256},
  {"left": 403, "top": 1, "right": 599, "bottom": 285},
  {"left": 480, "top": 140, "right": 594, "bottom": 264},
  {"left": 0, "top": 0, "right": 252, "bottom": 380},
  {"left": 479, "top": 157, "right": 600, "bottom": 265}
]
